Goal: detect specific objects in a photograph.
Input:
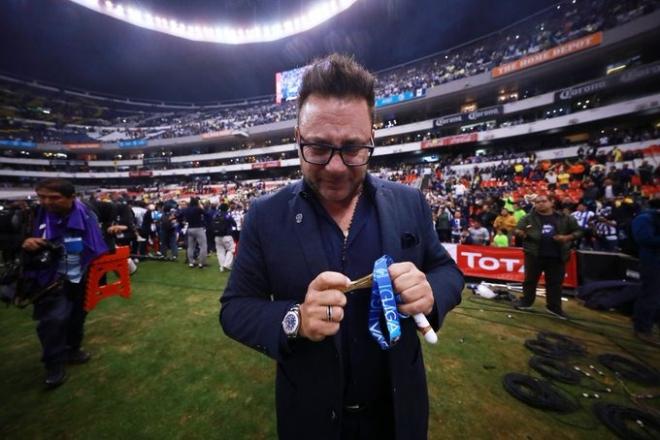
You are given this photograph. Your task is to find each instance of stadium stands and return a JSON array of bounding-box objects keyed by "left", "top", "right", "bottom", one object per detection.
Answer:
[{"left": 1, "top": 0, "right": 658, "bottom": 256}]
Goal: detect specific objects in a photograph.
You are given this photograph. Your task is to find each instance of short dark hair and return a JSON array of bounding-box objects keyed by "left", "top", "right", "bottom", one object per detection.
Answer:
[
  {"left": 297, "top": 53, "right": 375, "bottom": 122},
  {"left": 35, "top": 178, "right": 75, "bottom": 198}
]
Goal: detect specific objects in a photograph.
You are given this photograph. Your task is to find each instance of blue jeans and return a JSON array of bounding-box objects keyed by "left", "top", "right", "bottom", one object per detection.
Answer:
[
  {"left": 33, "top": 281, "right": 86, "bottom": 367},
  {"left": 160, "top": 228, "right": 178, "bottom": 258}
]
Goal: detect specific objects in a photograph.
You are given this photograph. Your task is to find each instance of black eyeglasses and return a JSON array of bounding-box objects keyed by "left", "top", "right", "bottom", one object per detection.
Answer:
[{"left": 298, "top": 136, "right": 374, "bottom": 167}]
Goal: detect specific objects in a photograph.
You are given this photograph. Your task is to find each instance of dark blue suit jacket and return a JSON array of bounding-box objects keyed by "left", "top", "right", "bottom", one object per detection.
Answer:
[{"left": 220, "top": 175, "right": 464, "bottom": 440}]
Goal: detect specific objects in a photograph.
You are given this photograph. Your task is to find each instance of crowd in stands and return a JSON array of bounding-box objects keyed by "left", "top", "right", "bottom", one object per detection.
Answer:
[
  {"left": 376, "top": 0, "right": 657, "bottom": 98},
  {"left": 1, "top": 0, "right": 657, "bottom": 145},
  {"left": 422, "top": 146, "right": 658, "bottom": 254}
]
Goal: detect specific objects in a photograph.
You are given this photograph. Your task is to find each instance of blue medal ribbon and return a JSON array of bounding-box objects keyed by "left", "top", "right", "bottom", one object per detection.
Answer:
[{"left": 369, "top": 255, "right": 402, "bottom": 350}]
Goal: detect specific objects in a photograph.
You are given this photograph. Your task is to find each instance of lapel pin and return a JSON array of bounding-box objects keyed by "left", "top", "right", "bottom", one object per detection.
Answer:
[{"left": 295, "top": 213, "right": 303, "bottom": 224}]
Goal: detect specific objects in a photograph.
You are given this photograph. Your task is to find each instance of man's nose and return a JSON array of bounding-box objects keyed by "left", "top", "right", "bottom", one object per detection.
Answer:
[{"left": 325, "top": 151, "right": 347, "bottom": 172}]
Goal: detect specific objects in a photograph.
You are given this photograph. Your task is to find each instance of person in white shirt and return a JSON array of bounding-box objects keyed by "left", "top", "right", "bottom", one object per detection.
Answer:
[
  {"left": 453, "top": 182, "right": 467, "bottom": 198},
  {"left": 545, "top": 170, "right": 558, "bottom": 190},
  {"left": 229, "top": 203, "right": 245, "bottom": 242}
]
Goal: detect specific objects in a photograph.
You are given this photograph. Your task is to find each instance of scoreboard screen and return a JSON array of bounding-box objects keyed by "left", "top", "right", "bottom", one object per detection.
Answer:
[{"left": 275, "top": 66, "right": 309, "bottom": 104}]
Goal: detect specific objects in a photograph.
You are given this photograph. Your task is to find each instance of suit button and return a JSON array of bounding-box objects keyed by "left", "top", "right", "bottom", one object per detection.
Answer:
[
  {"left": 330, "top": 409, "right": 337, "bottom": 421},
  {"left": 393, "top": 387, "right": 397, "bottom": 394}
]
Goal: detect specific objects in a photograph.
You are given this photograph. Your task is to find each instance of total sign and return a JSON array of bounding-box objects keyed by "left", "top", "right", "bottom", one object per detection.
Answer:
[{"left": 442, "top": 244, "right": 577, "bottom": 288}]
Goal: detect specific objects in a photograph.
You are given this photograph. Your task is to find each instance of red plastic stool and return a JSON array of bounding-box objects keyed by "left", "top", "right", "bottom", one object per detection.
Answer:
[{"left": 85, "top": 246, "right": 132, "bottom": 312}]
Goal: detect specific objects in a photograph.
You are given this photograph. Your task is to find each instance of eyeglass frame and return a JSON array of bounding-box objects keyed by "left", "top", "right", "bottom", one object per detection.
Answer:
[{"left": 297, "top": 135, "right": 375, "bottom": 167}]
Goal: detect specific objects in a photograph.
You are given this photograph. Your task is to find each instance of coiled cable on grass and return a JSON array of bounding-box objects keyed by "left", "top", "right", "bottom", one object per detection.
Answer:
[
  {"left": 598, "top": 354, "right": 660, "bottom": 386},
  {"left": 502, "top": 373, "right": 580, "bottom": 413},
  {"left": 528, "top": 356, "right": 582, "bottom": 385},
  {"left": 593, "top": 403, "right": 660, "bottom": 440},
  {"left": 525, "top": 332, "right": 587, "bottom": 360},
  {"left": 538, "top": 331, "right": 587, "bottom": 357},
  {"left": 524, "top": 339, "right": 569, "bottom": 359}
]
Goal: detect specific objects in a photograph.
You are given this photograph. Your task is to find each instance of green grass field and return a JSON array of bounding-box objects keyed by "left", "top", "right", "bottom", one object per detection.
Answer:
[{"left": 1, "top": 260, "right": 658, "bottom": 439}]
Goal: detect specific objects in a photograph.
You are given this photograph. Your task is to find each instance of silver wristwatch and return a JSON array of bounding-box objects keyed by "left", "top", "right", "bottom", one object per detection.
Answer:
[{"left": 282, "top": 304, "right": 301, "bottom": 338}]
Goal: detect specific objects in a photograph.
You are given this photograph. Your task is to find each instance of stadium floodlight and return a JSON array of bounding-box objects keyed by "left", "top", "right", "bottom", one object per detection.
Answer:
[{"left": 66, "top": 0, "right": 359, "bottom": 44}]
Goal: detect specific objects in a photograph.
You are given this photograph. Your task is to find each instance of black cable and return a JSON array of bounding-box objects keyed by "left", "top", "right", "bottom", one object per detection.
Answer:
[
  {"left": 597, "top": 354, "right": 660, "bottom": 386},
  {"left": 558, "top": 311, "right": 660, "bottom": 376},
  {"left": 466, "top": 295, "right": 632, "bottom": 330},
  {"left": 538, "top": 331, "right": 587, "bottom": 357},
  {"left": 453, "top": 308, "right": 619, "bottom": 348},
  {"left": 529, "top": 356, "right": 582, "bottom": 385},
  {"left": 593, "top": 403, "right": 660, "bottom": 440},
  {"left": 451, "top": 310, "right": 548, "bottom": 334},
  {"left": 525, "top": 338, "right": 571, "bottom": 359},
  {"left": 502, "top": 373, "right": 580, "bottom": 413}
]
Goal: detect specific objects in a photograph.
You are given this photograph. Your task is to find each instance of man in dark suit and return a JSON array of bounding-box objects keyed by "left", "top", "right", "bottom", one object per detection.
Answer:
[{"left": 219, "top": 54, "right": 464, "bottom": 440}]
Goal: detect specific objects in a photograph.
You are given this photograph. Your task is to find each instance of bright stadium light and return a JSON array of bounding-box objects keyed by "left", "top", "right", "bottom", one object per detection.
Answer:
[{"left": 66, "top": 0, "right": 360, "bottom": 44}]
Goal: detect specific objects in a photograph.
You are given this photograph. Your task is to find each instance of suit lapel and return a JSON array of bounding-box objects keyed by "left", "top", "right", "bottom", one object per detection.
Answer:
[
  {"left": 374, "top": 179, "right": 402, "bottom": 262},
  {"left": 288, "top": 191, "right": 329, "bottom": 280}
]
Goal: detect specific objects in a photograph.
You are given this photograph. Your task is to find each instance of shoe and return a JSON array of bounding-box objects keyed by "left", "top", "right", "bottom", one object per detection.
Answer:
[
  {"left": 198, "top": 264, "right": 204, "bottom": 269},
  {"left": 44, "top": 364, "right": 67, "bottom": 389},
  {"left": 634, "top": 331, "right": 660, "bottom": 348},
  {"left": 67, "top": 349, "right": 91, "bottom": 364},
  {"left": 222, "top": 266, "right": 232, "bottom": 272},
  {"left": 545, "top": 306, "right": 568, "bottom": 320},
  {"left": 512, "top": 300, "right": 533, "bottom": 310},
  {"left": 127, "top": 258, "right": 138, "bottom": 275},
  {"left": 189, "top": 263, "right": 195, "bottom": 268}
]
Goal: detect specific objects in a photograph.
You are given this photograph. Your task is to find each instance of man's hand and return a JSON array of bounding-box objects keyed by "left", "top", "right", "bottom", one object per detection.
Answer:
[
  {"left": 107, "top": 225, "right": 128, "bottom": 235},
  {"left": 389, "top": 262, "right": 434, "bottom": 316},
  {"left": 514, "top": 229, "right": 527, "bottom": 239},
  {"left": 553, "top": 234, "right": 574, "bottom": 243},
  {"left": 299, "top": 272, "right": 350, "bottom": 342},
  {"left": 22, "top": 237, "right": 47, "bottom": 252}
]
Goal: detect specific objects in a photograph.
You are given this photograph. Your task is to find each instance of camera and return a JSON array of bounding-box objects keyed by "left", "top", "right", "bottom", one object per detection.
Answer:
[{"left": 22, "top": 241, "right": 64, "bottom": 271}]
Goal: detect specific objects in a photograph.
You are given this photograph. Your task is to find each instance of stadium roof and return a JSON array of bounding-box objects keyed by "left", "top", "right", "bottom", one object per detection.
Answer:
[{"left": 1, "top": 0, "right": 558, "bottom": 102}]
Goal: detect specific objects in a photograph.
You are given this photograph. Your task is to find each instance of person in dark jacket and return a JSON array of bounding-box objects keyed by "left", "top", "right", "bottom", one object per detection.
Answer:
[
  {"left": 513, "top": 194, "right": 581, "bottom": 319},
  {"left": 219, "top": 54, "right": 463, "bottom": 440},
  {"left": 182, "top": 197, "right": 208, "bottom": 268},
  {"left": 631, "top": 193, "right": 660, "bottom": 347},
  {"left": 434, "top": 205, "right": 452, "bottom": 242}
]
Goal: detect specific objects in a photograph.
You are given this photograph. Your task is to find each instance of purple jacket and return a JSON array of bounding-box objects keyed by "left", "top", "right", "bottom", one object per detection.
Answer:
[{"left": 28, "top": 199, "right": 108, "bottom": 286}]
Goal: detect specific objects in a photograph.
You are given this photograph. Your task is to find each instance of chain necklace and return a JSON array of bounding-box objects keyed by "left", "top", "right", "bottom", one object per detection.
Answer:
[{"left": 340, "top": 186, "right": 363, "bottom": 269}]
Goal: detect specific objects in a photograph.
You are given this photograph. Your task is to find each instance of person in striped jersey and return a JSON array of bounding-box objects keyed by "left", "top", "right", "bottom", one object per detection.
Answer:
[
  {"left": 594, "top": 205, "right": 618, "bottom": 252},
  {"left": 571, "top": 203, "right": 595, "bottom": 250}
]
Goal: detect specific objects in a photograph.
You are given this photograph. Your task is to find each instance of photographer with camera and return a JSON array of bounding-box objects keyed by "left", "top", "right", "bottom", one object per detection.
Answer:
[{"left": 22, "top": 178, "right": 108, "bottom": 389}]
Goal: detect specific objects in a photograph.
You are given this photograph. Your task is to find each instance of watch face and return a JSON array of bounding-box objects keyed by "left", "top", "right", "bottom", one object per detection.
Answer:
[{"left": 283, "top": 311, "right": 299, "bottom": 335}]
